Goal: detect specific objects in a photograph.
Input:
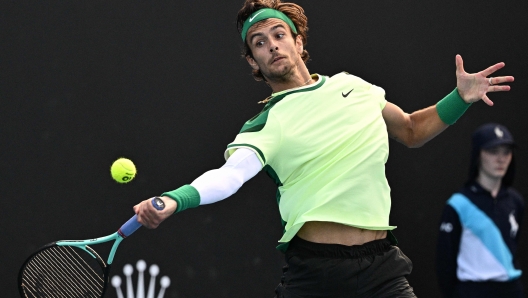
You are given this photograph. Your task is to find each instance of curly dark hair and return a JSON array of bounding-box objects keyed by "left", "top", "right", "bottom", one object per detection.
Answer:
[{"left": 236, "top": 0, "right": 310, "bottom": 81}]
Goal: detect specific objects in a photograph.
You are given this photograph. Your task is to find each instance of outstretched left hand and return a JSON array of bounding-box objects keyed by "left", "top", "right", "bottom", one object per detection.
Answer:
[{"left": 455, "top": 54, "right": 514, "bottom": 106}]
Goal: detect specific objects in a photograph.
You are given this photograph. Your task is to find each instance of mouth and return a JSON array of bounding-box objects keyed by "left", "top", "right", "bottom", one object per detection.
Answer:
[{"left": 271, "top": 56, "right": 285, "bottom": 64}]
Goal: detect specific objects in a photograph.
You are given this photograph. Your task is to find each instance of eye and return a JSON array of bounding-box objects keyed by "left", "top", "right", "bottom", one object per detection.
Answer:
[
  {"left": 485, "top": 148, "right": 499, "bottom": 155},
  {"left": 501, "top": 148, "right": 513, "bottom": 156},
  {"left": 255, "top": 40, "right": 265, "bottom": 47},
  {"left": 277, "top": 33, "right": 285, "bottom": 39}
]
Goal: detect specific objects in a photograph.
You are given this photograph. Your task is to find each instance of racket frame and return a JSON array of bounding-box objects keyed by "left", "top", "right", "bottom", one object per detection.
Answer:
[{"left": 18, "top": 197, "right": 165, "bottom": 297}]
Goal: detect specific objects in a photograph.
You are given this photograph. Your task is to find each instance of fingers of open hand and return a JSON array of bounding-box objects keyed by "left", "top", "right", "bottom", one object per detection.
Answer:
[
  {"left": 481, "top": 77, "right": 512, "bottom": 105},
  {"left": 481, "top": 94, "right": 494, "bottom": 106},
  {"left": 456, "top": 56, "right": 513, "bottom": 105},
  {"left": 486, "top": 77, "right": 513, "bottom": 105},
  {"left": 488, "top": 85, "right": 512, "bottom": 93},
  {"left": 488, "top": 76, "right": 514, "bottom": 87},
  {"left": 480, "top": 62, "right": 506, "bottom": 77},
  {"left": 455, "top": 55, "right": 465, "bottom": 73}
]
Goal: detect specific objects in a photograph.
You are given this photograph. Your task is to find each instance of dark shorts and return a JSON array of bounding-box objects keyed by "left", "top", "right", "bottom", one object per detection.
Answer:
[{"left": 274, "top": 236, "right": 417, "bottom": 298}]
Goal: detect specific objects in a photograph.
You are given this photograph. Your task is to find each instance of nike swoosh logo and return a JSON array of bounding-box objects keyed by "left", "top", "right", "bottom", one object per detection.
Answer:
[
  {"left": 342, "top": 89, "right": 354, "bottom": 98},
  {"left": 249, "top": 10, "right": 265, "bottom": 22}
]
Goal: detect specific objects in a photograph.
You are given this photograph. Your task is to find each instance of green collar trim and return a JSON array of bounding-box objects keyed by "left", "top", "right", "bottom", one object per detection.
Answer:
[{"left": 268, "top": 75, "right": 326, "bottom": 106}]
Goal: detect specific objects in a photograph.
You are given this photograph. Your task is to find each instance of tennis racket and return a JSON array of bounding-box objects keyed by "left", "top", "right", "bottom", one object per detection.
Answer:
[{"left": 18, "top": 197, "right": 165, "bottom": 298}]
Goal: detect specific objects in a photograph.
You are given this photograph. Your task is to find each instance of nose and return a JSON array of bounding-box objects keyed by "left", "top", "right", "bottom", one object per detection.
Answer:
[{"left": 270, "top": 46, "right": 279, "bottom": 53}]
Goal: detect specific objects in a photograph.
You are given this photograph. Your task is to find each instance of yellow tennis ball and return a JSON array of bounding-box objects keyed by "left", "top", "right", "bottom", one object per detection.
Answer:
[{"left": 110, "top": 158, "right": 136, "bottom": 183}]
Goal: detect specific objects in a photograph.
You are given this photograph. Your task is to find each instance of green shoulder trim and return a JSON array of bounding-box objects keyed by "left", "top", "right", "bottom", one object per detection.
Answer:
[
  {"left": 239, "top": 106, "right": 273, "bottom": 133},
  {"left": 227, "top": 143, "right": 266, "bottom": 163},
  {"left": 239, "top": 76, "right": 326, "bottom": 134}
]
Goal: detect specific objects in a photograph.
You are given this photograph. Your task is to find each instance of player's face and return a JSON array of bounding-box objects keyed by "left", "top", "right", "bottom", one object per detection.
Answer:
[
  {"left": 245, "top": 19, "right": 303, "bottom": 82},
  {"left": 479, "top": 145, "right": 512, "bottom": 180}
]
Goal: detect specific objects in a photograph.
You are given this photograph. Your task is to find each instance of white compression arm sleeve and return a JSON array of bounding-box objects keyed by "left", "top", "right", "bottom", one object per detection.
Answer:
[{"left": 190, "top": 148, "right": 263, "bottom": 205}]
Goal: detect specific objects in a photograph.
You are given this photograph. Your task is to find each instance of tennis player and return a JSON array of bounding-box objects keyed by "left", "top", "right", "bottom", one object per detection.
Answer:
[{"left": 134, "top": 0, "right": 514, "bottom": 296}]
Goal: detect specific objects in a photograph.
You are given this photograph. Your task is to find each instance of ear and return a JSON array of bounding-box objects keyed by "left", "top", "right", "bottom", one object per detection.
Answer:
[
  {"left": 246, "top": 55, "right": 259, "bottom": 70},
  {"left": 295, "top": 35, "right": 303, "bottom": 55}
]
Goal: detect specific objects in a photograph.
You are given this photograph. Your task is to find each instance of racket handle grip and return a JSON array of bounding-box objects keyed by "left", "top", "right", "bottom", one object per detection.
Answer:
[{"left": 119, "top": 197, "right": 166, "bottom": 238}]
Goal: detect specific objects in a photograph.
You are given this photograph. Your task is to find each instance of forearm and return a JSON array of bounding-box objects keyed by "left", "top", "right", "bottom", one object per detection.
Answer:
[
  {"left": 406, "top": 105, "right": 449, "bottom": 148},
  {"left": 384, "top": 88, "right": 470, "bottom": 148},
  {"left": 384, "top": 103, "right": 448, "bottom": 148},
  {"left": 163, "top": 148, "right": 262, "bottom": 212},
  {"left": 193, "top": 148, "right": 261, "bottom": 204}
]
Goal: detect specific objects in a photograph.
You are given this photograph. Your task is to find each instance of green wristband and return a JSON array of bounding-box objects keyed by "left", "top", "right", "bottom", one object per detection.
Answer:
[
  {"left": 436, "top": 88, "right": 472, "bottom": 125},
  {"left": 161, "top": 184, "right": 200, "bottom": 213}
]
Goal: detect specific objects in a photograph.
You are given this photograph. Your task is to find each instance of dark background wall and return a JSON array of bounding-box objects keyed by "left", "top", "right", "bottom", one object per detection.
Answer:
[{"left": 2, "top": 1, "right": 527, "bottom": 297}]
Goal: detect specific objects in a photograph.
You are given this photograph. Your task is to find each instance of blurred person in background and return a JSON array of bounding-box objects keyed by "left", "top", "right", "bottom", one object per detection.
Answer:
[{"left": 436, "top": 123, "right": 524, "bottom": 298}]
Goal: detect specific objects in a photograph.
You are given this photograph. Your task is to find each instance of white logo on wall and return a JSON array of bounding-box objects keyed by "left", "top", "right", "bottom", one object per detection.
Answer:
[{"left": 111, "top": 260, "right": 171, "bottom": 298}]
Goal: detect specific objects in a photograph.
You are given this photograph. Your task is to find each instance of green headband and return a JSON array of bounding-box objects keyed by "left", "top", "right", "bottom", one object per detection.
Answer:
[{"left": 241, "top": 8, "right": 298, "bottom": 42}]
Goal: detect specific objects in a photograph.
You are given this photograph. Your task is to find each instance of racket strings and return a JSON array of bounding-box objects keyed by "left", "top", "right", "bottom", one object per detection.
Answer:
[{"left": 20, "top": 246, "right": 105, "bottom": 297}]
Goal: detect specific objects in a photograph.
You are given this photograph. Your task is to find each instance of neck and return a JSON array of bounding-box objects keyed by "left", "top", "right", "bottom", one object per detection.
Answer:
[
  {"left": 476, "top": 174, "right": 502, "bottom": 198},
  {"left": 266, "top": 68, "right": 313, "bottom": 93}
]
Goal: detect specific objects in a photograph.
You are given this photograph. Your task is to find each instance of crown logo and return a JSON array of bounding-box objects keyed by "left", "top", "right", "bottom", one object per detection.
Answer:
[
  {"left": 111, "top": 260, "right": 171, "bottom": 298},
  {"left": 494, "top": 126, "right": 504, "bottom": 139}
]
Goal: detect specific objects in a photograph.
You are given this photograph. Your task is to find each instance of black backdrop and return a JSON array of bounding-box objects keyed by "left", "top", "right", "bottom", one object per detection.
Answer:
[{"left": 2, "top": 1, "right": 528, "bottom": 297}]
